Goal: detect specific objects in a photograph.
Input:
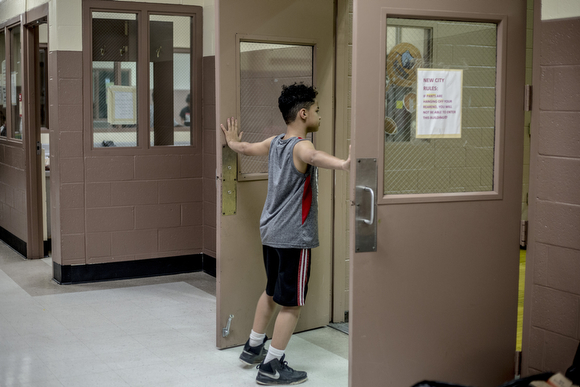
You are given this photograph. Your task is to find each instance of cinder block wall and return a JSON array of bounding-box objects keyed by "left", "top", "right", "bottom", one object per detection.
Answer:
[
  {"left": 44, "top": 0, "right": 215, "bottom": 268},
  {"left": 522, "top": 0, "right": 580, "bottom": 375},
  {"left": 49, "top": 50, "right": 206, "bottom": 266},
  {"left": 0, "top": 142, "right": 27, "bottom": 248}
]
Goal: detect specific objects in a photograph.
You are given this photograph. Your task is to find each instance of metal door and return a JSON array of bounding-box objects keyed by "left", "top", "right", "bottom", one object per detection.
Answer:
[
  {"left": 350, "top": 1, "right": 526, "bottom": 386},
  {"left": 215, "top": 0, "right": 335, "bottom": 348}
]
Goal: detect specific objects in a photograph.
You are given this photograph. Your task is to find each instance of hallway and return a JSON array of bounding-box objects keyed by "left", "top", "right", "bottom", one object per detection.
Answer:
[{"left": 0, "top": 241, "right": 348, "bottom": 387}]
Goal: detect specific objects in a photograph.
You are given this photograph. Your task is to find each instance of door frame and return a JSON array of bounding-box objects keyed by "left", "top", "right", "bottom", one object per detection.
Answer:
[{"left": 23, "top": 7, "right": 48, "bottom": 259}]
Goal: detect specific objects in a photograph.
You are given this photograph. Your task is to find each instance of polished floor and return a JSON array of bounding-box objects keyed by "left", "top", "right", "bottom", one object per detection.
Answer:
[{"left": 0, "top": 241, "right": 348, "bottom": 387}]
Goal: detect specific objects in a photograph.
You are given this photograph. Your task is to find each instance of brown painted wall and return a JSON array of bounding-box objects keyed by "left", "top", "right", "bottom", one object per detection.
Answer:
[
  {"left": 48, "top": 51, "right": 84, "bottom": 266},
  {"left": 49, "top": 50, "right": 211, "bottom": 267},
  {"left": 523, "top": 9, "right": 580, "bottom": 375},
  {"left": 0, "top": 141, "right": 27, "bottom": 243},
  {"left": 202, "top": 55, "right": 216, "bottom": 257}
]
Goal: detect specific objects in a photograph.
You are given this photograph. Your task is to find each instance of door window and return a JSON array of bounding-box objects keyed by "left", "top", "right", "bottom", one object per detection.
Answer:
[
  {"left": 238, "top": 41, "right": 314, "bottom": 179},
  {"left": 383, "top": 18, "right": 497, "bottom": 195}
]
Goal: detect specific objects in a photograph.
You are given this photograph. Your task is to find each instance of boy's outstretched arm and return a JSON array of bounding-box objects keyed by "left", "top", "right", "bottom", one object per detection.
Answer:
[
  {"left": 294, "top": 141, "right": 351, "bottom": 172},
  {"left": 220, "top": 117, "right": 273, "bottom": 156}
]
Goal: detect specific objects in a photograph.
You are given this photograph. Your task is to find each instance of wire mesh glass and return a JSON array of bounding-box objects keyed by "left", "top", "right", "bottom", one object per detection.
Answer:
[
  {"left": 149, "top": 14, "right": 192, "bottom": 146},
  {"left": 239, "top": 42, "right": 313, "bottom": 176},
  {"left": 384, "top": 18, "right": 497, "bottom": 195},
  {"left": 0, "top": 31, "right": 6, "bottom": 138},
  {"left": 92, "top": 12, "right": 138, "bottom": 148},
  {"left": 10, "top": 26, "right": 22, "bottom": 140}
]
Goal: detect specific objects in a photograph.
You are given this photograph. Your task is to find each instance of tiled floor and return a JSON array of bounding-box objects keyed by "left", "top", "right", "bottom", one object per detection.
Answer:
[{"left": 0, "top": 241, "right": 348, "bottom": 387}]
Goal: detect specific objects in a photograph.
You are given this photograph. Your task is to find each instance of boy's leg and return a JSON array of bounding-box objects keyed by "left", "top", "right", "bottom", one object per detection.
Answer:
[
  {"left": 270, "top": 306, "right": 301, "bottom": 351},
  {"left": 240, "top": 291, "right": 275, "bottom": 366},
  {"left": 239, "top": 246, "right": 279, "bottom": 366},
  {"left": 258, "top": 305, "right": 307, "bottom": 385},
  {"left": 252, "top": 291, "right": 277, "bottom": 334}
]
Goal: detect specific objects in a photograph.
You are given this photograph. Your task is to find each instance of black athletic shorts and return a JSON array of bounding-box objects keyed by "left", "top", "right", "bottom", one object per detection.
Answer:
[{"left": 263, "top": 245, "right": 311, "bottom": 307}]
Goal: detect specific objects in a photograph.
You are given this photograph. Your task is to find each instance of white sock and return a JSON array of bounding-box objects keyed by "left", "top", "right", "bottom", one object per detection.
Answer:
[
  {"left": 249, "top": 330, "right": 266, "bottom": 347},
  {"left": 264, "top": 345, "right": 285, "bottom": 364}
]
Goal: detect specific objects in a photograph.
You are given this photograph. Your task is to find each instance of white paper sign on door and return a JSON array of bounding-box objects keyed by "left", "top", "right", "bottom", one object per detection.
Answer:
[{"left": 416, "top": 69, "right": 463, "bottom": 139}]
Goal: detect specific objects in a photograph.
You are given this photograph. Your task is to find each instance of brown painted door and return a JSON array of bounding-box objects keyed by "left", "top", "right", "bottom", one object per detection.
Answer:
[
  {"left": 350, "top": 1, "right": 526, "bottom": 386},
  {"left": 215, "top": 0, "right": 335, "bottom": 349}
]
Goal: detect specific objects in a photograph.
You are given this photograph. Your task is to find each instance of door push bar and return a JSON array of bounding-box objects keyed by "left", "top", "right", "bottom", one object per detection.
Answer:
[
  {"left": 356, "top": 186, "right": 375, "bottom": 225},
  {"left": 355, "top": 158, "right": 377, "bottom": 253}
]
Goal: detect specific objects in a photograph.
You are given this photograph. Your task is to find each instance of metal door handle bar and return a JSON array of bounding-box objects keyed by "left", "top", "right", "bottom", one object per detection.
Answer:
[
  {"left": 356, "top": 185, "right": 375, "bottom": 225},
  {"left": 222, "top": 314, "right": 234, "bottom": 337}
]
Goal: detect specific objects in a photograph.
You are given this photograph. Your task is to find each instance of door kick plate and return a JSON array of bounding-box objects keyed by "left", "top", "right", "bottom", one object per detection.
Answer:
[{"left": 355, "top": 158, "right": 377, "bottom": 252}]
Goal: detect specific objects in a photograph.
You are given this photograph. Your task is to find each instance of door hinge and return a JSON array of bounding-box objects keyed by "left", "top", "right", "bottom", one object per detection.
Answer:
[
  {"left": 36, "top": 141, "right": 41, "bottom": 155},
  {"left": 524, "top": 84, "right": 532, "bottom": 112}
]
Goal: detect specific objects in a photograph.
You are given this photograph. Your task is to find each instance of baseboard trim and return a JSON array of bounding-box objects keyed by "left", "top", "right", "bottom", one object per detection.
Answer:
[
  {"left": 203, "top": 255, "right": 216, "bottom": 277},
  {"left": 53, "top": 253, "right": 215, "bottom": 285},
  {"left": 0, "top": 226, "right": 27, "bottom": 257}
]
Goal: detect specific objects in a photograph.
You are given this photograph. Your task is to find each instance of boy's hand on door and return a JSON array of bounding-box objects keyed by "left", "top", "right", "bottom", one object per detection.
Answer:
[{"left": 220, "top": 117, "right": 243, "bottom": 145}]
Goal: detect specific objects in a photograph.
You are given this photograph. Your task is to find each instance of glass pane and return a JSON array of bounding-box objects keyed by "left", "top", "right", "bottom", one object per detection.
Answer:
[
  {"left": 11, "top": 27, "right": 22, "bottom": 140},
  {"left": 384, "top": 18, "right": 497, "bottom": 195},
  {"left": 39, "top": 47, "right": 48, "bottom": 128},
  {"left": 92, "top": 12, "right": 138, "bottom": 148},
  {"left": 239, "top": 42, "right": 313, "bottom": 175},
  {"left": 149, "top": 15, "right": 192, "bottom": 146},
  {"left": 0, "top": 31, "right": 6, "bottom": 137}
]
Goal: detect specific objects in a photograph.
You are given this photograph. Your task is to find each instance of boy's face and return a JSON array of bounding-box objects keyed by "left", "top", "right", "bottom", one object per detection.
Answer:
[{"left": 305, "top": 101, "right": 321, "bottom": 133}]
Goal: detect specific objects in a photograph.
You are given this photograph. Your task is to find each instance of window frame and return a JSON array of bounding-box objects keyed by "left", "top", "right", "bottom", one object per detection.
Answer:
[
  {"left": 0, "top": 21, "right": 25, "bottom": 145},
  {"left": 377, "top": 10, "right": 508, "bottom": 205},
  {"left": 82, "top": 0, "right": 203, "bottom": 155},
  {"left": 235, "top": 35, "right": 317, "bottom": 181}
]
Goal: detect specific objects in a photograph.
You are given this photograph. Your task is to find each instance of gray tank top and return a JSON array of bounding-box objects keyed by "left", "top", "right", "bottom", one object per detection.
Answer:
[{"left": 260, "top": 134, "right": 319, "bottom": 249}]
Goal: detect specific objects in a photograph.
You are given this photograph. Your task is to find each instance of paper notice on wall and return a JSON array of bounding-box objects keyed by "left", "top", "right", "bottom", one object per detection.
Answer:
[
  {"left": 106, "top": 85, "right": 136, "bottom": 125},
  {"left": 416, "top": 69, "right": 463, "bottom": 138},
  {"left": 114, "top": 91, "right": 134, "bottom": 120},
  {"left": 11, "top": 72, "right": 17, "bottom": 105}
]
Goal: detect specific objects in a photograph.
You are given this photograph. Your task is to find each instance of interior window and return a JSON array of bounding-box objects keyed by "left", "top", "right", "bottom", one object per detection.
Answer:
[
  {"left": 384, "top": 19, "right": 497, "bottom": 195},
  {"left": 0, "top": 30, "right": 6, "bottom": 137},
  {"left": 10, "top": 26, "right": 22, "bottom": 140},
  {"left": 238, "top": 41, "right": 314, "bottom": 178},
  {"left": 91, "top": 12, "right": 138, "bottom": 148},
  {"left": 149, "top": 14, "right": 193, "bottom": 146}
]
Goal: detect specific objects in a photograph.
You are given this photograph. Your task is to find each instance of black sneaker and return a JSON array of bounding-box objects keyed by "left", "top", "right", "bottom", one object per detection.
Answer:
[
  {"left": 256, "top": 355, "right": 308, "bottom": 385},
  {"left": 239, "top": 336, "right": 268, "bottom": 366}
]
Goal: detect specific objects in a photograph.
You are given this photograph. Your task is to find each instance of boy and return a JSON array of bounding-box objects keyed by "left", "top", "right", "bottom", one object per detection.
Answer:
[{"left": 221, "top": 83, "right": 350, "bottom": 385}]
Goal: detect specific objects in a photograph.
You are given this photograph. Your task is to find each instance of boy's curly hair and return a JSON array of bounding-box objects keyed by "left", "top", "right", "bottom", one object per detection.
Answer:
[{"left": 278, "top": 83, "right": 318, "bottom": 124}]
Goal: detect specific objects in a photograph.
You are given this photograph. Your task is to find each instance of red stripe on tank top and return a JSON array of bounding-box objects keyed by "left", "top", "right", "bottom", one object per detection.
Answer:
[{"left": 302, "top": 175, "right": 312, "bottom": 225}]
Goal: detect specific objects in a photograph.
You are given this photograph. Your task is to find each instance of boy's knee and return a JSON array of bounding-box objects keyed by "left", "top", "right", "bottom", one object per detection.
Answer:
[{"left": 281, "top": 305, "right": 302, "bottom": 315}]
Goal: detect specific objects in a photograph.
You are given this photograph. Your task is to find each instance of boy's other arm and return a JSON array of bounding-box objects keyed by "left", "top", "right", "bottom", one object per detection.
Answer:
[
  {"left": 294, "top": 140, "right": 351, "bottom": 172},
  {"left": 220, "top": 117, "right": 273, "bottom": 156}
]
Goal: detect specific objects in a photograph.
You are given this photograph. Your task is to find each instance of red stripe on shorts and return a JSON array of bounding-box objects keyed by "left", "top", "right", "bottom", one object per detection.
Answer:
[{"left": 297, "top": 249, "right": 309, "bottom": 306}]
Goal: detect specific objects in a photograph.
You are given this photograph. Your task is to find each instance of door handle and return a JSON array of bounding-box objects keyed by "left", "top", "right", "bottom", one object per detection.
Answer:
[
  {"left": 356, "top": 185, "right": 375, "bottom": 225},
  {"left": 355, "top": 158, "right": 377, "bottom": 252}
]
